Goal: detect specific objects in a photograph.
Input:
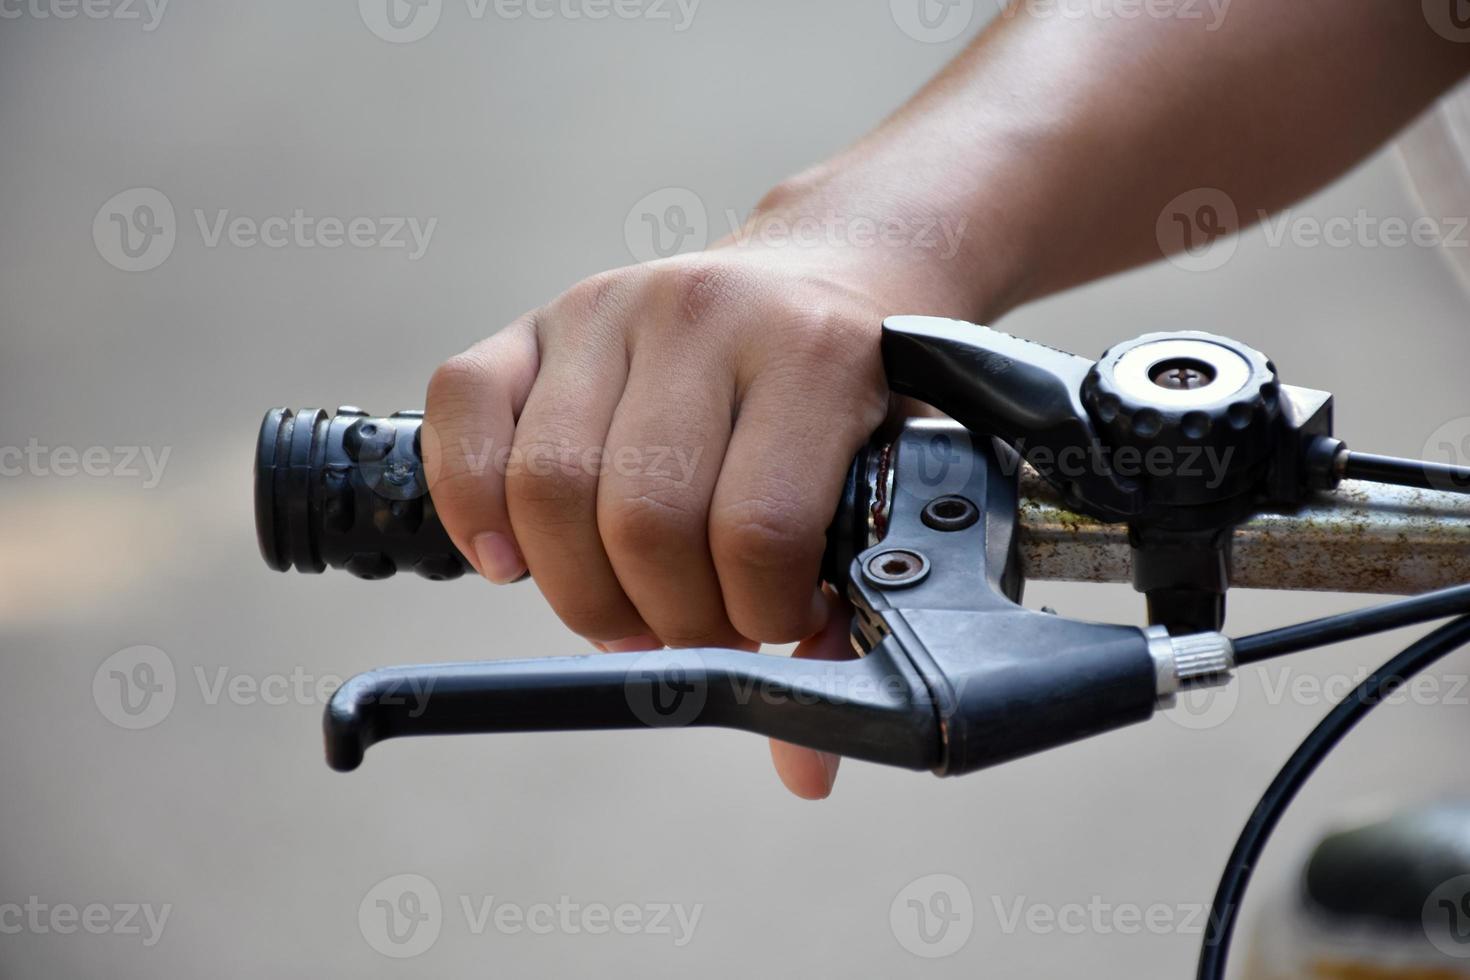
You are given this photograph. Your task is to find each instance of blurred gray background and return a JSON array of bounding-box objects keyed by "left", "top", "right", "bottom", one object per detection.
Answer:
[{"left": 3, "top": 2, "right": 1470, "bottom": 977}]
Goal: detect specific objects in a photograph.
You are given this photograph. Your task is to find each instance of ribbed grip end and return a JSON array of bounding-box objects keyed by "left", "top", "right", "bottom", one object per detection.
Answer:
[{"left": 253, "top": 406, "right": 473, "bottom": 581}]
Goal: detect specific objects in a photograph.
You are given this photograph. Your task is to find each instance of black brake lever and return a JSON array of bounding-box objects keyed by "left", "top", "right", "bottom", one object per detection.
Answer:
[
  {"left": 319, "top": 418, "right": 1199, "bottom": 775},
  {"left": 259, "top": 315, "right": 1349, "bottom": 774}
]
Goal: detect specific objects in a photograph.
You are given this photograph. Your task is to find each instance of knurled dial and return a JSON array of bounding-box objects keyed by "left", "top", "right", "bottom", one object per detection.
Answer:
[{"left": 1081, "top": 331, "right": 1281, "bottom": 505}]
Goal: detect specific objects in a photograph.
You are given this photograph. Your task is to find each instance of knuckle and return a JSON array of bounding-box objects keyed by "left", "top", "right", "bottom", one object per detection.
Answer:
[
  {"left": 784, "top": 306, "right": 878, "bottom": 368},
  {"left": 710, "top": 496, "right": 818, "bottom": 578},
  {"left": 657, "top": 260, "right": 751, "bottom": 329},
  {"left": 505, "top": 441, "right": 597, "bottom": 522},
  {"left": 601, "top": 491, "right": 706, "bottom": 560},
  {"left": 426, "top": 351, "right": 489, "bottom": 415},
  {"left": 557, "top": 270, "right": 634, "bottom": 323}
]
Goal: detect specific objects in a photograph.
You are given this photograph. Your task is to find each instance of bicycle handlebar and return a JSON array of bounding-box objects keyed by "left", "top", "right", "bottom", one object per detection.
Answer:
[{"left": 257, "top": 406, "right": 1470, "bottom": 595}]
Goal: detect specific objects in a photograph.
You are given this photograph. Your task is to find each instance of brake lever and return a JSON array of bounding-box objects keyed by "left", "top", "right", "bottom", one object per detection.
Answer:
[
  {"left": 318, "top": 416, "right": 1229, "bottom": 774},
  {"left": 263, "top": 315, "right": 1371, "bottom": 773}
]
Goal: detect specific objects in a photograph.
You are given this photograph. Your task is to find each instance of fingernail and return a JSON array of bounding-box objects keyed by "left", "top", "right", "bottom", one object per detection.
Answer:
[
  {"left": 819, "top": 751, "right": 840, "bottom": 793},
  {"left": 601, "top": 635, "right": 661, "bottom": 653},
  {"left": 472, "top": 532, "right": 526, "bottom": 585}
]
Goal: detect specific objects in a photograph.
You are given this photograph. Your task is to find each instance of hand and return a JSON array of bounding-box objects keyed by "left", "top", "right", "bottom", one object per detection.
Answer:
[{"left": 424, "top": 192, "right": 982, "bottom": 798}]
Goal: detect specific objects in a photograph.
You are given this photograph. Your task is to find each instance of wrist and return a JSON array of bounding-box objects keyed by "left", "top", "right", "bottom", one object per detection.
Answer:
[{"left": 735, "top": 164, "right": 1029, "bottom": 325}]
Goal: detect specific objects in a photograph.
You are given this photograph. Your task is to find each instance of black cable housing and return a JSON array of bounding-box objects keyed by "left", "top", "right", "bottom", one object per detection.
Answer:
[
  {"left": 1197, "top": 616, "right": 1470, "bottom": 980},
  {"left": 1342, "top": 451, "right": 1470, "bottom": 494},
  {"left": 1233, "top": 583, "right": 1470, "bottom": 665}
]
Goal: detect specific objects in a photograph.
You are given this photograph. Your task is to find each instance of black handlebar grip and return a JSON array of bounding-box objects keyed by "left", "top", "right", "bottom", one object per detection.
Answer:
[
  {"left": 255, "top": 408, "right": 473, "bottom": 581},
  {"left": 256, "top": 407, "right": 873, "bottom": 585}
]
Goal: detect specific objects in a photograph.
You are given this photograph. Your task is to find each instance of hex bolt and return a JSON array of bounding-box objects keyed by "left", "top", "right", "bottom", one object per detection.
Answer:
[
  {"left": 863, "top": 549, "right": 930, "bottom": 589},
  {"left": 921, "top": 495, "right": 980, "bottom": 532}
]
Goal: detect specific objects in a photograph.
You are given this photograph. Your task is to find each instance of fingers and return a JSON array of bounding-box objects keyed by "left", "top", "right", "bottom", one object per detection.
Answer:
[
  {"left": 710, "top": 317, "right": 886, "bottom": 645},
  {"left": 505, "top": 297, "right": 653, "bottom": 647},
  {"left": 424, "top": 318, "right": 539, "bottom": 584},
  {"left": 769, "top": 588, "right": 857, "bottom": 800},
  {"left": 597, "top": 343, "right": 748, "bottom": 650}
]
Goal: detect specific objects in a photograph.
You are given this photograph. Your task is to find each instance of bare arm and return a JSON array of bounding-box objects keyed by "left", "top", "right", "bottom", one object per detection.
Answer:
[{"left": 767, "top": 0, "right": 1470, "bottom": 318}]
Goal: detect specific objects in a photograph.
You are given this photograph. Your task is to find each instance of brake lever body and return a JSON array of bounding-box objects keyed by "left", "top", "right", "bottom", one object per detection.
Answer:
[{"left": 324, "top": 417, "right": 1212, "bottom": 774}]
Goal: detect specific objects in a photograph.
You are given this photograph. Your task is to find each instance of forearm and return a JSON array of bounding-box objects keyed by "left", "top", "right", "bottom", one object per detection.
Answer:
[{"left": 754, "top": 0, "right": 1470, "bottom": 321}]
